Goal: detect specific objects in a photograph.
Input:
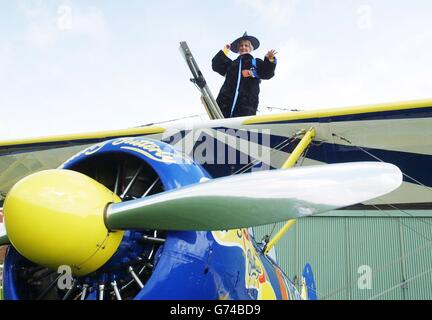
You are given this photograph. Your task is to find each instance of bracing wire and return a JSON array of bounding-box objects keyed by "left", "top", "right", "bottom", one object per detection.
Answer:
[
  {"left": 332, "top": 133, "right": 432, "bottom": 193},
  {"left": 332, "top": 132, "right": 432, "bottom": 228},
  {"left": 317, "top": 133, "right": 432, "bottom": 300},
  {"left": 321, "top": 198, "right": 432, "bottom": 300},
  {"left": 368, "top": 266, "right": 432, "bottom": 300}
]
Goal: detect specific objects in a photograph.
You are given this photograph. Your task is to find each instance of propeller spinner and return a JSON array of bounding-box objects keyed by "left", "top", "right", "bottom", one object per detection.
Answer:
[
  {"left": 3, "top": 169, "right": 124, "bottom": 276},
  {"left": 1, "top": 162, "right": 403, "bottom": 277}
]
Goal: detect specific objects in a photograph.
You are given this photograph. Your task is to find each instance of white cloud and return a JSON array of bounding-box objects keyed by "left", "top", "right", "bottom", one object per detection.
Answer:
[
  {"left": 3, "top": 1, "right": 431, "bottom": 140},
  {"left": 258, "top": 29, "right": 432, "bottom": 113},
  {"left": 20, "top": 2, "right": 109, "bottom": 48},
  {"left": 234, "top": 0, "right": 298, "bottom": 25},
  {"left": 28, "top": 21, "right": 57, "bottom": 48},
  {"left": 273, "top": 40, "right": 317, "bottom": 80},
  {"left": 0, "top": 41, "right": 13, "bottom": 54},
  {"left": 63, "top": 6, "right": 108, "bottom": 40},
  {"left": 356, "top": 4, "right": 374, "bottom": 30},
  {"left": 18, "top": 0, "right": 47, "bottom": 18},
  {"left": 0, "top": 41, "right": 14, "bottom": 81}
]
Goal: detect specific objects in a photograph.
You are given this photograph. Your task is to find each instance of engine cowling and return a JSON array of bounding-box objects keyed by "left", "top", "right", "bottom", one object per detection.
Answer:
[{"left": 3, "top": 137, "right": 211, "bottom": 300}]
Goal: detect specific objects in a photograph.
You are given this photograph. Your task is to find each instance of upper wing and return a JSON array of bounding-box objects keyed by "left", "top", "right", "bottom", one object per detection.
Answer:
[
  {"left": 2, "top": 97, "right": 431, "bottom": 208},
  {"left": 0, "top": 126, "right": 165, "bottom": 203}
]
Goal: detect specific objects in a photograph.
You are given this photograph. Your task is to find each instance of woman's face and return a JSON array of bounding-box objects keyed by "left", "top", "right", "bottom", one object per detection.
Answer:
[{"left": 238, "top": 40, "right": 252, "bottom": 55}]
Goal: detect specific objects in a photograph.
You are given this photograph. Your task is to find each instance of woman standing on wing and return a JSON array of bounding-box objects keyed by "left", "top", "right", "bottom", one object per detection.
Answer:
[{"left": 212, "top": 32, "right": 277, "bottom": 118}]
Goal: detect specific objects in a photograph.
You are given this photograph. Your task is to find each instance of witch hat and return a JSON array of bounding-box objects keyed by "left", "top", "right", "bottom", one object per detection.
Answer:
[{"left": 230, "top": 32, "right": 260, "bottom": 53}]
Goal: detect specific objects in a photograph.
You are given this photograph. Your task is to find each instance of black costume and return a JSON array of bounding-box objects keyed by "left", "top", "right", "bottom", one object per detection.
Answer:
[{"left": 212, "top": 51, "right": 276, "bottom": 118}]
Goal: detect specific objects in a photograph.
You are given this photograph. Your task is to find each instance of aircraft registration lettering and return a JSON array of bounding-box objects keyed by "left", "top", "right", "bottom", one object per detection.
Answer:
[{"left": 212, "top": 230, "right": 276, "bottom": 300}]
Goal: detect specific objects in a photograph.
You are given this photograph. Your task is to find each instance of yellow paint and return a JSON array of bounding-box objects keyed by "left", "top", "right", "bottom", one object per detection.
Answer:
[
  {"left": 243, "top": 98, "right": 432, "bottom": 125},
  {"left": 0, "top": 126, "right": 165, "bottom": 148},
  {"left": 300, "top": 277, "right": 308, "bottom": 300},
  {"left": 281, "top": 128, "right": 316, "bottom": 169},
  {"left": 260, "top": 281, "right": 277, "bottom": 300},
  {"left": 264, "top": 128, "right": 315, "bottom": 255},
  {"left": 213, "top": 230, "right": 277, "bottom": 300},
  {"left": 3, "top": 169, "right": 124, "bottom": 276}
]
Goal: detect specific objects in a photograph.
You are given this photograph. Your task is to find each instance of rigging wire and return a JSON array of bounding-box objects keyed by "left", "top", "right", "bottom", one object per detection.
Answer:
[
  {"left": 263, "top": 106, "right": 303, "bottom": 112},
  {"left": 321, "top": 202, "right": 432, "bottom": 300},
  {"left": 269, "top": 132, "right": 432, "bottom": 299},
  {"left": 368, "top": 266, "right": 432, "bottom": 300},
  {"left": 137, "top": 113, "right": 209, "bottom": 127},
  {"left": 332, "top": 133, "right": 432, "bottom": 194},
  {"left": 227, "top": 130, "right": 306, "bottom": 244},
  {"left": 316, "top": 133, "right": 432, "bottom": 300},
  {"left": 332, "top": 132, "right": 432, "bottom": 228},
  {"left": 233, "top": 133, "right": 299, "bottom": 175}
]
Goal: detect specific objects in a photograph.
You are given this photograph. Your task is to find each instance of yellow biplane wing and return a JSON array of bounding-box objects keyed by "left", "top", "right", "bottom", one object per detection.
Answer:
[
  {"left": 0, "top": 126, "right": 165, "bottom": 202},
  {"left": 1, "top": 97, "right": 432, "bottom": 207}
]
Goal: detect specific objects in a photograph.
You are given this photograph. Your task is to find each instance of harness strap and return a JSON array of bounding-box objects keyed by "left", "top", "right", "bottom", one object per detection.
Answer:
[
  {"left": 252, "top": 58, "right": 260, "bottom": 79},
  {"left": 230, "top": 57, "right": 243, "bottom": 117}
]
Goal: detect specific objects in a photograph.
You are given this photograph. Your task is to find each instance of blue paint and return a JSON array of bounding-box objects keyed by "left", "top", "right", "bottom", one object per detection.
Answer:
[
  {"left": 3, "top": 247, "right": 21, "bottom": 300},
  {"left": 2, "top": 137, "right": 309, "bottom": 300},
  {"left": 302, "top": 263, "right": 317, "bottom": 300},
  {"left": 183, "top": 127, "right": 432, "bottom": 187},
  {"left": 230, "top": 57, "right": 243, "bottom": 117},
  {"left": 191, "top": 130, "right": 276, "bottom": 178},
  {"left": 250, "top": 106, "right": 432, "bottom": 125},
  {"left": 60, "top": 137, "right": 212, "bottom": 190}
]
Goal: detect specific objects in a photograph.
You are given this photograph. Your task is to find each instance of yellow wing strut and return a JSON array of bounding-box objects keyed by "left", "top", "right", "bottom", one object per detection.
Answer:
[
  {"left": 281, "top": 128, "right": 316, "bottom": 169},
  {"left": 264, "top": 127, "right": 315, "bottom": 255}
]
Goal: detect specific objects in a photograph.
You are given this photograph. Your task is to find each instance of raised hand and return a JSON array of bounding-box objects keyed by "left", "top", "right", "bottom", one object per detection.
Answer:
[{"left": 266, "top": 49, "right": 278, "bottom": 61}]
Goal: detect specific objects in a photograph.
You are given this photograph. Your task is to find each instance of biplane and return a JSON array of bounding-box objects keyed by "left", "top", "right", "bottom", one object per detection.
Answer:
[{"left": 0, "top": 43, "right": 430, "bottom": 300}]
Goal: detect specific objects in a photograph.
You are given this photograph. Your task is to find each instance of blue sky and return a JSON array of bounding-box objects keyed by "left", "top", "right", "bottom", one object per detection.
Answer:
[{"left": 1, "top": 0, "right": 432, "bottom": 139}]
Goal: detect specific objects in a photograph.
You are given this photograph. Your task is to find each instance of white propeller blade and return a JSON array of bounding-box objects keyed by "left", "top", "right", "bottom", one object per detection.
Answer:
[{"left": 105, "top": 162, "right": 402, "bottom": 231}]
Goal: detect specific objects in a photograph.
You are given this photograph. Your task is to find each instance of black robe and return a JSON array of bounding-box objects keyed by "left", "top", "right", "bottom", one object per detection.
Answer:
[{"left": 212, "top": 50, "right": 276, "bottom": 118}]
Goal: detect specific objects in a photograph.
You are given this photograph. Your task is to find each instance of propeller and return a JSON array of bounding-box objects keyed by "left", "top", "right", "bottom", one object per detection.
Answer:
[
  {"left": 1, "top": 162, "right": 402, "bottom": 276},
  {"left": 106, "top": 162, "right": 402, "bottom": 230}
]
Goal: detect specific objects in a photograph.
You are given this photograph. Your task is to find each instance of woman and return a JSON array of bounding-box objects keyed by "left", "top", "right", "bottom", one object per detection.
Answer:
[{"left": 212, "top": 32, "right": 277, "bottom": 118}]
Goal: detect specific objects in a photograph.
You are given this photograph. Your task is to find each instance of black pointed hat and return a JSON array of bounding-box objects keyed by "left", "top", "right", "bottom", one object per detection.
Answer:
[{"left": 230, "top": 32, "right": 260, "bottom": 53}]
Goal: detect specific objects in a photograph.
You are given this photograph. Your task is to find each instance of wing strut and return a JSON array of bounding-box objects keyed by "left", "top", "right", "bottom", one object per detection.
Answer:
[{"left": 264, "top": 127, "right": 316, "bottom": 255}]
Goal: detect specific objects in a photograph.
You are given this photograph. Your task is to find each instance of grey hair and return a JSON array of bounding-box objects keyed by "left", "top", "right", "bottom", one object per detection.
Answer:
[{"left": 239, "top": 39, "right": 254, "bottom": 51}]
